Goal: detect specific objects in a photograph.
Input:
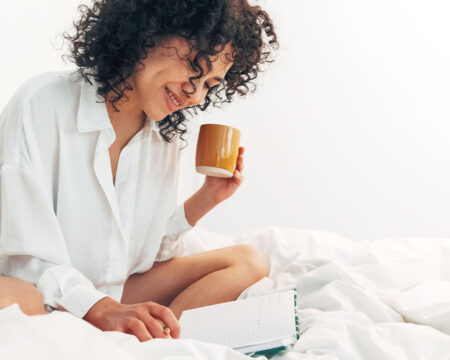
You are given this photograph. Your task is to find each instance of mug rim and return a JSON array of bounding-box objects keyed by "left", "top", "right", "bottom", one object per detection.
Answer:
[{"left": 199, "top": 123, "right": 240, "bottom": 133}]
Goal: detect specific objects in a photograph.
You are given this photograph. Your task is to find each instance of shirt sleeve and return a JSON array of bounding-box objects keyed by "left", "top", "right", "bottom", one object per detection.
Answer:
[
  {"left": 0, "top": 164, "right": 108, "bottom": 318},
  {"left": 155, "top": 141, "right": 194, "bottom": 262},
  {"left": 155, "top": 202, "right": 193, "bottom": 262}
]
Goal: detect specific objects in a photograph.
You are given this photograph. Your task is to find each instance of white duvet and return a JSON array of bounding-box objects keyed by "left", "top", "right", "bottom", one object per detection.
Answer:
[{"left": 1, "top": 226, "right": 449, "bottom": 359}]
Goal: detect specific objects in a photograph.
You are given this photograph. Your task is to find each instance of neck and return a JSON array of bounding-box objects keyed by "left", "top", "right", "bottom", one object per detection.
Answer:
[{"left": 105, "top": 88, "right": 145, "bottom": 125}]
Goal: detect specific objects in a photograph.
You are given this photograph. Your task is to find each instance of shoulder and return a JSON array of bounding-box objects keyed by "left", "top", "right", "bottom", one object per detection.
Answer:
[
  {"left": 0, "top": 71, "right": 83, "bottom": 166},
  {"left": 2, "top": 71, "right": 82, "bottom": 115}
]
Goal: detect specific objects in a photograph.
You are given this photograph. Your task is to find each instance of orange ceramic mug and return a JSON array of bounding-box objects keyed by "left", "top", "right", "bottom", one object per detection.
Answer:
[{"left": 195, "top": 124, "right": 241, "bottom": 178}]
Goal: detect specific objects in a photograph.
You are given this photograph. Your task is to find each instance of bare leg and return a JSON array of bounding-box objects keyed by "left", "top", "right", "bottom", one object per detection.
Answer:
[
  {"left": 121, "top": 245, "right": 270, "bottom": 319},
  {"left": 168, "top": 260, "right": 257, "bottom": 319},
  {"left": 0, "top": 276, "right": 48, "bottom": 315}
]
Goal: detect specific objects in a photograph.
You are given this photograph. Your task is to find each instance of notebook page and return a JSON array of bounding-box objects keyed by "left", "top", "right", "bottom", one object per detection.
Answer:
[{"left": 179, "top": 290, "right": 296, "bottom": 349}]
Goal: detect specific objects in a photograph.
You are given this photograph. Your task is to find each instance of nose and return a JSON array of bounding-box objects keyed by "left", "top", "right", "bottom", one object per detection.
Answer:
[{"left": 182, "top": 81, "right": 207, "bottom": 106}]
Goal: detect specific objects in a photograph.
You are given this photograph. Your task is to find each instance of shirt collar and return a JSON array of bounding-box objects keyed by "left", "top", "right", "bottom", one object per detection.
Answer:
[
  {"left": 147, "top": 116, "right": 164, "bottom": 142},
  {"left": 76, "top": 76, "right": 164, "bottom": 142},
  {"left": 76, "top": 76, "right": 111, "bottom": 133}
]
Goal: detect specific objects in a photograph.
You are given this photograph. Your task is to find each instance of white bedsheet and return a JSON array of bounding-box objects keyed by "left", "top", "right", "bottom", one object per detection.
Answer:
[{"left": 1, "top": 226, "right": 450, "bottom": 359}]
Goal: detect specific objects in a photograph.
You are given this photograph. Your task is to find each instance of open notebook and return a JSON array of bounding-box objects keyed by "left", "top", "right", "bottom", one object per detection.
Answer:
[{"left": 179, "top": 289, "right": 299, "bottom": 356}]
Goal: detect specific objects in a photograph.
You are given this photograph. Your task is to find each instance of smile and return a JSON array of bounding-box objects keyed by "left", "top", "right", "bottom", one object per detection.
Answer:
[{"left": 165, "top": 87, "right": 181, "bottom": 106}]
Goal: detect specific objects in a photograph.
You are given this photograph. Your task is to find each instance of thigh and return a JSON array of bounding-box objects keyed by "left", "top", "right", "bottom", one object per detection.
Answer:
[
  {"left": 121, "top": 245, "right": 244, "bottom": 306},
  {"left": 0, "top": 276, "right": 47, "bottom": 315}
]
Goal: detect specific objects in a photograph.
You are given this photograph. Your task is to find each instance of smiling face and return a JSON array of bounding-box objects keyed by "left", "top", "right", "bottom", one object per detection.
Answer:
[{"left": 129, "top": 37, "right": 234, "bottom": 121}]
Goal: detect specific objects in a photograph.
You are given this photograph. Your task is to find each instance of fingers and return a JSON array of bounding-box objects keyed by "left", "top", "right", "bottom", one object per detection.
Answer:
[
  {"left": 233, "top": 169, "right": 244, "bottom": 185},
  {"left": 90, "top": 301, "right": 175, "bottom": 343},
  {"left": 233, "top": 147, "right": 245, "bottom": 184},
  {"left": 147, "top": 303, "right": 181, "bottom": 339},
  {"left": 142, "top": 313, "right": 168, "bottom": 339},
  {"left": 236, "top": 146, "right": 244, "bottom": 173},
  {"left": 127, "top": 319, "right": 153, "bottom": 342},
  {"left": 128, "top": 309, "right": 171, "bottom": 341},
  {"left": 156, "top": 318, "right": 172, "bottom": 337}
]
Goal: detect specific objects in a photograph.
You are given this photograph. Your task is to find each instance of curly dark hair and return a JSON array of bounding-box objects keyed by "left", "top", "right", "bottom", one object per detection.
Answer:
[{"left": 63, "top": 0, "right": 278, "bottom": 144}]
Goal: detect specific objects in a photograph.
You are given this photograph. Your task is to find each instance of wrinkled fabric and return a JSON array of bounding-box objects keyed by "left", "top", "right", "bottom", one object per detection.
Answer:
[
  {"left": 1, "top": 225, "right": 449, "bottom": 359},
  {"left": 181, "top": 226, "right": 450, "bottom": 359},
  {"left": 0, "top": 304, "right": 252, "bottom": 360},
  {"left": 0, "top": 71, "right": 192, "bottom": 318}
]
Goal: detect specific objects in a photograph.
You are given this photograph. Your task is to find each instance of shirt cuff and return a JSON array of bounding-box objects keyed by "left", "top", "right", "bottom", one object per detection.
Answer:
[
  {"left": 57, "top": 285, "right": 109, "bottom": 319},
  {"left": 165, "top": 202, "right": 193, "bottom": 236}
]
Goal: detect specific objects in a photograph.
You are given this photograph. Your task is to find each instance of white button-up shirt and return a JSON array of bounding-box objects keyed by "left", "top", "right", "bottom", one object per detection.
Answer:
[{"left": 0, "top": 71, "right": 193, "bottom": 318}]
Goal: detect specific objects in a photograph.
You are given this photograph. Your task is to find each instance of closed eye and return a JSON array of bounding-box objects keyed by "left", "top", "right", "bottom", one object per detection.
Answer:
[
  {"left": 205, "top": 83, "right": 219, "bottom": 91},
  {"left": 205, "top": 78, "right": 224, "bottom": 91}
]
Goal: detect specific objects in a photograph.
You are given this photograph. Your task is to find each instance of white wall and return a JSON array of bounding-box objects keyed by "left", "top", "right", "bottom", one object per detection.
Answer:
[{"left": 1, "top": 0, "right": 449, "bottom": 241}]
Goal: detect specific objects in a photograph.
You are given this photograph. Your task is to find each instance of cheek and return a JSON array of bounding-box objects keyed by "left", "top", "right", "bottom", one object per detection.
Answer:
[
  {"left": 170, "top": 60, "right": 194, "bottom": 83},
  {"left": 134, "top": 73, "right": 161, "bottom": 103}
]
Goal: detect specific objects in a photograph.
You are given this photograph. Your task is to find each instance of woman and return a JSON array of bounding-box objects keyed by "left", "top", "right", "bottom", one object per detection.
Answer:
[{"left": 0, "top": 0, "right": 278, "bottom": 341}]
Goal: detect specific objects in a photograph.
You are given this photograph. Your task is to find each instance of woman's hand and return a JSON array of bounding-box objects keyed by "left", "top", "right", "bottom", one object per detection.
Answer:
[
  {"left": 83, "top": 297, "right": 180, "bottom": 342},
  {"left": 183, "top": 146, "right": 245, "bottom": 227},
  {"left": 202, "top": 146, "right": 245, "bottom": 204}
]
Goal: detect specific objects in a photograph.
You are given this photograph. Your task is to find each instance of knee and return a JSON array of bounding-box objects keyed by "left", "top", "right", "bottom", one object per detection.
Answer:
[
  {"left": 233, "top": 245, "right": 270, "bottom": 282},
  {"left": 0, "top": 276, "right": 47, "bottom": 315}
]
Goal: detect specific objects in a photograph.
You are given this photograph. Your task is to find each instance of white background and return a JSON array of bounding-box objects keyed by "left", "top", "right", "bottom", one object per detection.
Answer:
[{"left": 1, "top": 0, "right": 449, "bottom": 241}]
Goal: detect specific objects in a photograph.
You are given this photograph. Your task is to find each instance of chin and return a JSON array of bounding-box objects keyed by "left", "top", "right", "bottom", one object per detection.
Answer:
[
  {"left": 153, "top": 114, "right": 167, "bottom": 121},
  {"left": 144, "top": 109, "right": 168, "bottom": 121}
]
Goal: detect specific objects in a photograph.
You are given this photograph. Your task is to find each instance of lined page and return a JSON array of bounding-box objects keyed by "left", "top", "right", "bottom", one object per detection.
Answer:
[{"left": 179, "top": 290, "right": 296, "bottom": 349}]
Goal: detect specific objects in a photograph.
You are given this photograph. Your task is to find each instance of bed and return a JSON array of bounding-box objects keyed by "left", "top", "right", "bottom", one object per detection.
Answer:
[{"left": 1, "top": 226, "right": 449, "bottom": 359}]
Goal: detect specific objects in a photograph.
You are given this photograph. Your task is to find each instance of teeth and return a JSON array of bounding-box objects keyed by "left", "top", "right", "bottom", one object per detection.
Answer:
[{"left": 167, "top": 88, "right": 180, "bottom": 106}]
